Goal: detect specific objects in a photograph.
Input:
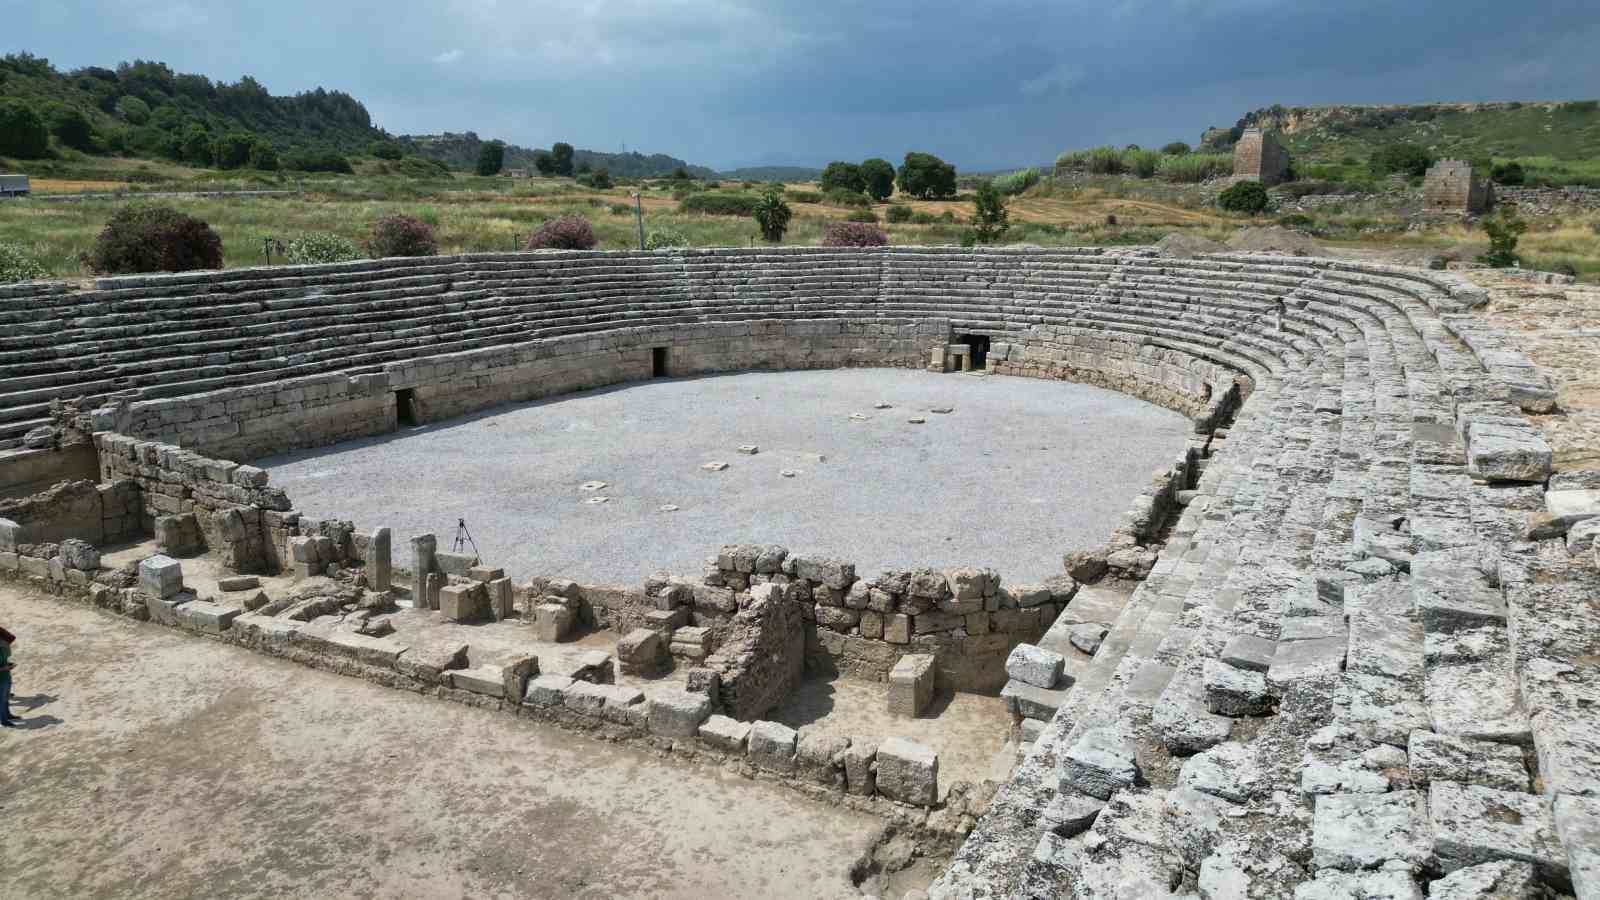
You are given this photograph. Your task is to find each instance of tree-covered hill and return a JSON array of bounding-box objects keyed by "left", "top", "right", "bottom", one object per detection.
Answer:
[{"left": 398, "top": 132, "right": 715, "bottom": 178}]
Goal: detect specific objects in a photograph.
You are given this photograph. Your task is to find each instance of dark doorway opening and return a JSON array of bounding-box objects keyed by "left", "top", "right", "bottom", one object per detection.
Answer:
[
  {"left": 959, "top": 334, "right": 991, "bottom": 369},
  {"left": 395, "top": 388, "right": 418, "bottom": 427},
  {"left": 652, "top": 347, "right": 669, "bottom": 378}
]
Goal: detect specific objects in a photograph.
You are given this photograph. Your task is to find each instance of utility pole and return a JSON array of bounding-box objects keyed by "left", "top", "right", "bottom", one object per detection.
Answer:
[{"left": 633, "top": 192, "right": 646, "bottom": 250}]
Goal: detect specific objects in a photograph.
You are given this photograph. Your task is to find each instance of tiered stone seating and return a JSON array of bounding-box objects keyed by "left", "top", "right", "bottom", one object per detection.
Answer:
[{"left": 2, "top": 248, "right": 1589, "bottom": 897}]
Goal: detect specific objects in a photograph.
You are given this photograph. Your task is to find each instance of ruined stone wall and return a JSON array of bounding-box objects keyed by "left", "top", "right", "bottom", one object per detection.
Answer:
[
  {"left": 0, "top": 444, "right": 99, "bottom": 500},
  {"left": 0, "top": 478, "right": 140, "bottom": 546},
  {"left": 1232, "top": 128, "right": 1289, "bottom": 185},
  {"left": 702, "top": 584, "right": 806, "bottom": 720}
]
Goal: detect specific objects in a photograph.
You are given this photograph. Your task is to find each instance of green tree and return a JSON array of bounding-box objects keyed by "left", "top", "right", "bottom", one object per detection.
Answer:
[
  {"left": 178, "top": 123, "right": 212, "bottom": 165},
  {"left": 551, "top": 142, "right": 575, "bottom": 176},
  {"left": 820, "top": 161, "right": 866, "bottom": 195},
  {"left": 368, "top": 140, "right": 403, "bottom": 160},
  {"left": 896, "top": 151, "right": 957, "bottom": 199},
  {"left": 533, "top": 150, "right": 555, "bottom": 176},
  {"left": 970, "top": 181, "right": 1010, "bottom": 244},
  {"left": 1369, "top": 142, "right": 1434, "bottom": 178},
  {"left": 114, "top": 95, "right": 151, "bottom": 125},
  {"left": 46, "top": 104, "right": 96, "bottom": 151},
  {"left": 1477, "top": 210, "right": 1527, "bottom": 268},
  {"left": 860, "top": 157, "right": 895, "bottom": 201},
  {"left": 1161, "top": 142, "right": 1191, "bottom": 155},
  {"left": 211, "top": 132, "right": 256, "bottom": 169},
  {"left": 476, "top": 139, "right": 505, "bottom": 176},
  {"left": 249, "top": 141, "right": 279, "bottom": 171},
  {"left": 0, "top": 100, "right": 50, "bottom": 158},
  {"left": 752, "top": 186, "right": 793, "bottom": 242}
]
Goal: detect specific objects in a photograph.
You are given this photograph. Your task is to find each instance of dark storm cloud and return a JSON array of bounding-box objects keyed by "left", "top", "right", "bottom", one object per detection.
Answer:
[{"left": 4, "top": 0, "right": 1598, "bottom": 169}]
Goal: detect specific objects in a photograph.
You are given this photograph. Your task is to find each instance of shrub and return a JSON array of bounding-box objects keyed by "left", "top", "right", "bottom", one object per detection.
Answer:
[
  {"left": 885, "top": 204, "right": 913, "bottom": 223},
  {"left": 576, "top": 168, "right": 612, "bottom": 189},
  {"left": 1157, "top": 153, "right": 1232, "bottom": 183},
  {"left": 367, "top": 214, "right": 438, "bottom": 258},
  {"left": 824, "top": 188, "right": 871, "bottom": 208},
  {"left": 285, "top": 232, "right": 362, "bottom": 265},
  {"left": 820, "top": 161, "right": 866, "bottom": 195},
  {"left": 88, "top": 205, "right": 224, "bottom": 274},
  {"left": 0, "top": 242, "right": 48, "bottom": 283},
  {"left": 608, "top": 203, "right": 632, "bottom": 215},
  {"left": 1369, "top": 142, "right": 1434, "bottom": 178},
  {"left": 680, "top": 192, "right": 761, "bottom": 216},
  {"left": 533, "top": 150, "right": 555, "bottom": 176},
  {"left": 526, "top": 214, "right": 598, "bottom": 250},
  {"left": 938, "top": 210, "right": 956, "bottom": 223},
  {"left": 1276, "top": 213, "right": 1317, "bottom": 231},
  {"left": 1277, "top": 180, "right": 1351, "bottom": 198},
  {"left": 645, "top": 228, "right": 689, "bottom": 250},
  {"left": 896, "top": 151, "right": 958, "bottom": 199},
  {"left": 1125, "top": 150, "right": 1162, "bottom": 179},
  {"left": 476, "top": 140, "right": 505, "bottom": 176},
  {"left": 249, "top": 142, "right": 279, "bottom": 171},
  {"left": 1490, "top": 162, "right": 1525, "bottom": 186},
  {"left": 1477, "top": 210, "right": 1526, "bottom": 268},
  {"left": 846, "top": 208, "right": 878, "bottom": 223},
  {"left": 821, "top": 221, "right": 888, "bottom": 247},
  {"left": 861, "top": 158, "right": 896, "bottom": 201},
  {"left": 1055, "top": 146, "right": 1127, "bottom": 175},
  {"left": 369, "top": 140, "right": 403, "bottom": 160},
  {"left": 1217, "top": 180, "right": 1270, "bottom": 214},
  {"left": 47, "top": 104, "right": 95, "bottom": 151},
  {"left": 992, "top": 167, "right": 1041, "bottom": 196},
  {"left": 283, "top": 149, "right": 353, "bottom": 174},
  {"left": 788, "top": 190, "right": 823, "bottom": 203},
  {"left": 970, "top": 181, "right": 1010, "bottom": 244},
  {"left": 1161, "top": 142, "right": 1191, "bottom": 156},
  {"left": 910, "top": 211, "right": 938, "bottom": 225},
  {"left": 752, "top": 187, "right": 793, "bottom": 242},
  {"left": 0, "top": 100, "right": 49, "bottom": 158},
  {"left": 212, "top": 132, "right": 256, "bottom": 169},
  {"left": 115, "top": 95, "right": 151, "bottom": 125},
  {"left": 396, "top": 156, "right": 450, "bottom": 178}
]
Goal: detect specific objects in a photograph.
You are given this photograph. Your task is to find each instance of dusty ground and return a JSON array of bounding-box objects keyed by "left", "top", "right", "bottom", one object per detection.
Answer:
[
  {"left": 1470, "top": 273, "right": 1600, "bottom": 471},
  {"left": 0, "top": 586, "right": 887, "bottom": 900},
  {"left": 261, "top": 369, "right": 1190, "bottom": 587}
]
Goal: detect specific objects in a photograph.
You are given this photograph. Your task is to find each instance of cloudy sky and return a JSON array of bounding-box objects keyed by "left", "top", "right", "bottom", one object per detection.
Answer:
[{"left": 6, "top": 0, "right": 1600, "bottom": 170}]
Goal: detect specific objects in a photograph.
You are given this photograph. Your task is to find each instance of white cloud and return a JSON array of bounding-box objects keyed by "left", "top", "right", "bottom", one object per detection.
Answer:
[
  {"left": 432, "top": 48, "right": 463, "bottom": 65},
  {"left": 1021, "top": 62, "right": 1082, "bottom": 96}
]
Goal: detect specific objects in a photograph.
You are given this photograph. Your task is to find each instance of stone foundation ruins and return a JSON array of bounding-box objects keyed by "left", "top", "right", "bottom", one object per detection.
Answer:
[{"left": 2, "top": 246, "right": 1597, "bottom": 899}]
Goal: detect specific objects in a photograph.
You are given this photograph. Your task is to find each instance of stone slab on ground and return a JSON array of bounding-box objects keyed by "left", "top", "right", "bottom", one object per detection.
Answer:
[
  {"left": 1407, "top": 730, "right": 1529, "bottom": 792},
  {"left": 889, "top": 653, "right": 935, "bottom": 718},
  {"left": 1005, "top": 643, "right": 1064, "bottom": 689},
  {"left": 1060, "top": 727, "right": 1140, "bottom": 800},
  {"left": 876, "top": 737, "right": 938, "bottom": 807},
  {"left": 697, "top": 715, "right": 751, "bottom": 753},
  {"left": 646, "top": 689, "right": 712, "bottom": 739},
  {"left": 1311, "top": 790, "right": 1431, "bottom": 871},
  {"left": 749, "top": 720, "right": 798, "bottom": 773},
  {"left": 1430, "top": 782, "right": 1566, "bottom": 885}
]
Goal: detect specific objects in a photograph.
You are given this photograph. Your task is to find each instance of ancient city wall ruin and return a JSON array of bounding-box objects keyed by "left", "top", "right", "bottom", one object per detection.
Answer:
[{"left": 1, "top": 246, "right": 1595, "bottom": 899}]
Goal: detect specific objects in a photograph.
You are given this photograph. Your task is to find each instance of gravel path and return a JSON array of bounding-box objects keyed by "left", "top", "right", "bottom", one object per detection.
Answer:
[{"left": 262, "top": 369, "right": 1190, "bottom": 586}]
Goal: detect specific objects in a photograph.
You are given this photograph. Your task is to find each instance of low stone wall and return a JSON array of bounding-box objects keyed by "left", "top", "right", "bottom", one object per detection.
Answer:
[
  {"left": 0, "top": 478, "right": 139, "bottom": 549},
  {"left": 0, "top": 444, "right": 98, "bottom": 500}
]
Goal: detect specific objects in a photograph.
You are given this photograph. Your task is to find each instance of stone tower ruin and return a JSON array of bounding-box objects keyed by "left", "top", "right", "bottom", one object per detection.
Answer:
[
  {"left": 1232, "top": 127, "right": 1289, "bottom": 186},
  {"left": 1423, "top": 159, "right": 1494, "bottom": 214}
]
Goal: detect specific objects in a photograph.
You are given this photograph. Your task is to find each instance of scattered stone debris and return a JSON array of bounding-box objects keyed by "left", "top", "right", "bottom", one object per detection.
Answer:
[
  {"left": 700, "top": 461, "right": 729, "bottom": 472},
  {"left": 582, "top": 496, "right": 610, "bottom": 505},
  {"left": 579, "top": 480, "right": 607, "bottom": 491},
  {"left": 658, "top": 504, "right": 680, "bottom": 512},
  {"left": 737, "top": 445, "right": 759, "bottom": 455},
  {"left": 908, "top": 417, "right": 927, "bottom": 424}
]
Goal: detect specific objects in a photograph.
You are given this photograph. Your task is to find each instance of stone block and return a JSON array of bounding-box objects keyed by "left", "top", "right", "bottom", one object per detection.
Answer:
[
  {"left": 1407, "top": 730, "right": 1528, "bottom": 792},
  {"left": 1203, "top": 659, "right": 1273, "bottom": 717},
  {"left": 58, "top": 538, "right": 99, "bottom": 571},
  {"left": 367, "top": 527, "right": 391, "bottom": 591},
  {"left": 1069, "top": 623, "right": 1109, "bottom": 655},
  {"left": 646, "top": 689, "right": 711, "bottom": 738},
  {"left": 1311, "top": 791, "right": 1431, "bottom": 871},
  {"left": 1466, "top": 422, "right": 1552, "bottom": 483},
  {"left": 1427, "top": 861, "right": 1537, "bottom": 900},
  {"left": 396, "top": 641, "right": 469, "bottom": 683},
  {"left": 466, "top": 565, "right": 504, "bottom": 582},
  {"left": 1267, "top": 636, "right": 1346, "bottom": 689},
  {"left": 796, "top": 732, "right": 850, "bottom": 789},
  {"left": 1554, "top": 795, "right": 1599, "bottom": 900},
  {"left": 0, "top": 517, "right": 23, "bottom": 552},
  {"left": 888, "top": 653, "right": 936, "bottom": 718},
  {"left": 1005, "top": 643, "right": 1064, "bottom": 689},
  {"left": 177, "top": 599, "right": 241, "bottom": 634},
  {"left": 844, "top": 739, "right": 878, "bottom": 796},
  {"left": 534, "top": 603, "right": 575, "bottom": 642},
  {"left": 616, "top": 628, "right": 665, "bottom": 675},
  {"left": 697, "top": 715, "right": 752, "bottom": 752},
  {"left": 424, "top": 572, "right": 444, "bottom": 611},
  {"left": 562, "top": 680, "right": 610, "bottom": 715},
  {"left": 138, "top": 554, "right": 184, "bottom": 599},
  {"left": 1002, "top": 680, "right": 1070, "bottom": 722},
  {"left": 434, "top": 551, "right": 477, "bottom": 576},
  {"left": 217, "top": 575, "right": 259, "bottom": 592},
  {"left": 523, "top": 674, "right": 574, "bottom": 708},
  {"left": 410, "top": 533, "right": 436, "bottom": 604},
  {"left": 498, "top": 654, "right": 537, "bottom": 700},
  {"left": 884, "top": 613, "right": 911, "bottom": 644},
  {"left": 448, "top": 666, "right": 506, "bottom": 698},
  {"left": 439, "top": 582, "right": 488, "bottom": 623},
  {"left": 1546, "top": 489, "right": 1600, "bottom": 526},
  {"left": 487, "top": 577, "right": 515, "bottom": 621},
  {"left": 876, "top": 737, "right": 938, "bottom": 806},
  {"left": 599, "top": 685, "right": 647, "bottom": 727},
  {"left": 749, "top": 720, "right": 798, "bottom": 773},
  {"left": 1220, "top": 634, "right": 1275, "bottom": 672},
  {"left": 793, "top": 554, "right": 856, "bottom": 589},
  {"left": 644, "top": 607, "right": 690, "bottom": 631},
  {"left": 1430, "top": 782, "right": 1565, "bottom": 885},
  {"left": 1060, "top": 727, "right": 1139, "bottom": 800}
]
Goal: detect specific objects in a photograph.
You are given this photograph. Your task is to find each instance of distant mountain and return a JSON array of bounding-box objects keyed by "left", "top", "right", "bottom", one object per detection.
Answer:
[
  {"left": 717, "top": 166, "right": 822, "bottom": 182},
  {"left": 1201, "top": 100, "right": 1600, "bottom": 161},
  {"left": 398, "top": 132, "right": 716, "bottom": 178}
]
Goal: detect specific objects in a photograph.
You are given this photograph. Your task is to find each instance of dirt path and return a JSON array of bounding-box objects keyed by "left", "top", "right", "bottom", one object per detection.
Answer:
[{"left": 0, "top": 587, "right": 882, "bottom": 900}]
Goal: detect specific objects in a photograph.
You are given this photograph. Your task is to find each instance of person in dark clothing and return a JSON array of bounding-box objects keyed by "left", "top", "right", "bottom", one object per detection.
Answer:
[{"left": 0, "top": 625, "right": 16, "bottom": 727}]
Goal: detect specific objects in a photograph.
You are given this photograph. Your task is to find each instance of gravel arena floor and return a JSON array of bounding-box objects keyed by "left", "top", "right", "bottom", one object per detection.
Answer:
[
  {"left": 0, "top": 588, "right": 884, "bottom": 900},
  {"left": 262, "top": 369, "right": 1192, "bottom": 586}
]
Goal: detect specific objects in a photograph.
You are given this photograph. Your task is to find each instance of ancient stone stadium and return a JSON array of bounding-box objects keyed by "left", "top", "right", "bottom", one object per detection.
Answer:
[{"left": 2, "top": 246, "right": 1597, "bottom": 899}]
